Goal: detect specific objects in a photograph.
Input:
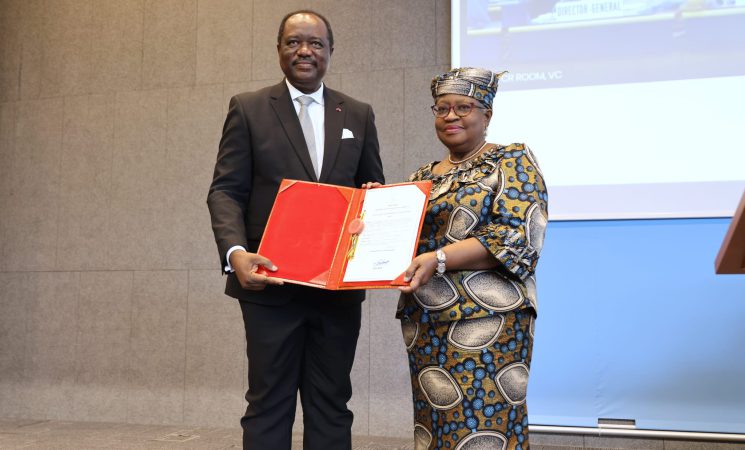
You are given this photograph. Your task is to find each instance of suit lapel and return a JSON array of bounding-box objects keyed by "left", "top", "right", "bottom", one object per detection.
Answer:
[
  {"left": 320, "top": 88, "right": 344, "bottom": 183},
  {"left": 269, "top": 82, "right": 317, "bottom": 181}
]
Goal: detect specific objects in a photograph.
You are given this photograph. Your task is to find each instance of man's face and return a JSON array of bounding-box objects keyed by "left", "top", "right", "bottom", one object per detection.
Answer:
[{"left": 277, "top": 13, "right": 332, "bottom": 94}]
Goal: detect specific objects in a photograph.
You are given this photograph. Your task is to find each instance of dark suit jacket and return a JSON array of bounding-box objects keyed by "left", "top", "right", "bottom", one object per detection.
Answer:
[{"left": 207, "top": 80, "right": 385, "bottom": 305}]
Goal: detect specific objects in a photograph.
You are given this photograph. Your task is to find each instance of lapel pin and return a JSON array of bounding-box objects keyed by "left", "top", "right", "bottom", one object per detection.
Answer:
[{"left": 336, "top": 106, "right": 342, "bottom": 112}]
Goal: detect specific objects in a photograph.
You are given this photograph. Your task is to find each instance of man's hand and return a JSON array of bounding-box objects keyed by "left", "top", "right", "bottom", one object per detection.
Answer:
[
  {"left": 398, "top": 252, "right": 438, "bottom": 294},
  {"left": 229, "top": 250, "right": 284, "bottom": 291}
]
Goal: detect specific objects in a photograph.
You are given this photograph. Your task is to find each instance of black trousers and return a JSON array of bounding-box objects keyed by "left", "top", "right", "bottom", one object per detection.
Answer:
[{"left": 238, "top": 295, "right": 362, "bottom": 450}]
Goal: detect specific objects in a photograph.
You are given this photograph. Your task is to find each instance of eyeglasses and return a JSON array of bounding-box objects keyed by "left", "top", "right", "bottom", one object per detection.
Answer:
[{"left": 431, "top": 102, "right": 486, "bottom": 118}]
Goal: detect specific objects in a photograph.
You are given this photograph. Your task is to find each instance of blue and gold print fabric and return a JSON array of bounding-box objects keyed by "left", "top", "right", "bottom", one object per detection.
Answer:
[
  {"left": 397, "top": 142, "right": 548, "bottom": 450},
  {"left": 397, "top": 142, "right": 548, "bottom": 324}
]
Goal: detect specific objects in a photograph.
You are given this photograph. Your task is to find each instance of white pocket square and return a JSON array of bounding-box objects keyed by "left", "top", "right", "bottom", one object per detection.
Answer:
[{"left": 341, "top": 128, "right": 354, "bottom": 139}]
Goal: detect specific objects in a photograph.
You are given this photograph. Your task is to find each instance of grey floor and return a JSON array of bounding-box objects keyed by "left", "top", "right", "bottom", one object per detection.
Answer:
[
  {"left": 0, "top": 419, "right": 414, "bottom": 450},
  {"left": 3, "top": 418, "right": 745, "bottom": 450}
]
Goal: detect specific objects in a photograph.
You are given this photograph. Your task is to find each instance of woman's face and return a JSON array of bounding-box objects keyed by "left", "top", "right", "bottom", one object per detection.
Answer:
[{"left": 434, "top": 94, "right": 492, "bottom": 152}]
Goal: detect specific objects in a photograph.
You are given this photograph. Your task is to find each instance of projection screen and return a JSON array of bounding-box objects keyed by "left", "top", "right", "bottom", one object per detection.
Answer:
[{"left": 452, "top": 0, "right": 745, "bottom": 220}]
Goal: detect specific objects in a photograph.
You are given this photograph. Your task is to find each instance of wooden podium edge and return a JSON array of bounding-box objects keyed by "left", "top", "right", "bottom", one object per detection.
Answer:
[{"left": 715, "top": 189, "right": 745, "bottom": 274}]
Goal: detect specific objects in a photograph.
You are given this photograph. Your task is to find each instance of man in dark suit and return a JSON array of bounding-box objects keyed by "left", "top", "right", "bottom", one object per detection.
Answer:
[{"left": 206, "top": 10, "right": 384, "bottom": 450}]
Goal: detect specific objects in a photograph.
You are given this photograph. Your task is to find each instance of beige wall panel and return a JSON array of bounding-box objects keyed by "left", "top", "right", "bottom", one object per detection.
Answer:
[
  {"left": 89, "top": 0, "right": 145, "bottom": 94},
  {"left": 403, "top": 65, "right": 450, "bottom": 177},
  {"left": 250, "top": 0, "right": 309, "bottom": 81},
  {"left": 126, "top": 270, "right": 188, "bottom": 424},
  {"left": 196, "top": 0, "right": 252, "bottom": 85},
  {"left": 40, "top": 0, "right": 95, "bottom": 98},
  {"left": 0, "top": 273, "right": 30, "bottom": 418},
  {"left": 340, "top": 69, "right": 405, "bottom": 184},
  {"left": 71, "top": 271, "right": 134, "bottom": 423},
  {"left": 312, "top": 0, "right": 372, "bottom": 75},
  {"left": 56, "top": 95, "right": 115, "bottom": 271},
  {"left": 163, "top": 85, "right": 225, "bottom": 270},
  {"left": 183, "top": 270, "right": 245, "bottom": 427},
  {"left": 4, "top": 98, "right": 63, "bottom": 271},
  {"left": 23, "top": 272, "right": 80, "bottom": 420},
  {"left": 142, "top": 0, "right": 197, "bottom": 89},
  {"left": 16, "top": 0, "right": 45, "bottom": 100},
  {"left": 222, "top": 80, "right": 279, "bottom": 109},
  {"left": 436, "top": 0, "right": 451, "bottom": 66},
  {"left": 321, "top": 72, "right": 341, "bottom": 91},
  {"left": 0, "top": 102, "right": 16, "bottom": 271},
  {"left": 368, "top": 289, "right": 412, "bottom": 438},
  {"left": 371, "top": 0, "right": 437, "bottom": 69},
  {"left": 0, "top": 2, "right": 22, "bottom": 102},
  {"left": 0, "top": 102, "right": 15, "bottom": 157},
  {"left": 109, "top": 89, "right": 168, "bottom": 270}
]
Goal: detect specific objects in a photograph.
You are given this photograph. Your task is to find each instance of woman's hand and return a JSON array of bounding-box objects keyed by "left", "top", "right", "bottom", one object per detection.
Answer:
[
  {"left": 397, "top": 239, "right": 498, "bottom": 294},
  {"left": 360, "top": 181, "right": 382, "bottom": 189},
  {"left": 398, "top": 252, "right": 438, "bottom": 293}
]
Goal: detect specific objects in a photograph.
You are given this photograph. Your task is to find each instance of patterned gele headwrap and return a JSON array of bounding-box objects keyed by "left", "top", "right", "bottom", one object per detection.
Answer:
[{"left": 431, "top": 67, "right": 506, "bottom": 109}]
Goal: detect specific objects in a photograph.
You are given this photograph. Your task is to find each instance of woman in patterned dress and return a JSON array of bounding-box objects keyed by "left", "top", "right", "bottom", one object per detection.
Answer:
[{"left": 396, "top": 67, "right": 548, "bottom": 450}]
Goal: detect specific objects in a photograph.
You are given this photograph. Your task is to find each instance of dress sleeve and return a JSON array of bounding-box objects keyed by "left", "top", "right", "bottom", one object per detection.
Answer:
[{"left": 468, "top": 144, "right": 549, "bottom": 280}]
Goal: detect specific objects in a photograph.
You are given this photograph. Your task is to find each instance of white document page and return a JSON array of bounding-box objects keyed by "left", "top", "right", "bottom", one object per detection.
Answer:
[{"left": 342, "top": 184, "right": 426, "bottom": 282}]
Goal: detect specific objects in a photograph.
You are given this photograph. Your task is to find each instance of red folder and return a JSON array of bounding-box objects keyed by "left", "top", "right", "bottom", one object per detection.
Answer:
[{"left": 256, "top": 179, "right": 432, "bottom": 289}]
